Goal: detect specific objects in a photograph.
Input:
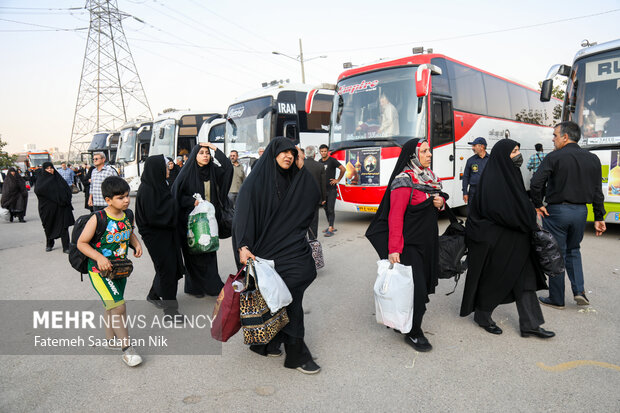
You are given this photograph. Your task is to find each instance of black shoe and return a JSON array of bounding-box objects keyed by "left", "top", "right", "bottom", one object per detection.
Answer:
[
  {"left": 18, "top": 218, "right": 26, "bottom": 223},
  {"left": 249, "top": 344, "right": 282, "bottom": 357},
  {"left": 9, "top": 215, "right": 13, "bottom": 222},
  {"left": 404, "top": 332, "right": 433, "bottom": 352},
  {"left": 45, "top": 246, "right": 53, "bottom": 252},
  {"left": 520, "top": 327, "right": 555, "bottom": 339},
  {"left": 147, "top": 293, "right": 164, "bottom": 308},
  {"left": 62, "top": 248, "right": 70, "bottom": 254},
  {"left": 295, "top": 359, "right": 321, "bottom": 374},
  {"left": 187, "top": 293, "right": 205, "bottom": 298},
  {"left": 538, "top": 296, "right": 564, "bottom": 309},
  {"left": 480, "top": 324, "right": 503, "bottom": 335},
  {"left": 574, "top": 293, "right": 590, "bottom": 306}
]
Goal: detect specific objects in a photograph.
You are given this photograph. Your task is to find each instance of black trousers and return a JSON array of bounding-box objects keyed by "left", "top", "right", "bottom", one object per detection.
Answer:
[
  {"left": 474, "top": 290, "right": 544, "bottom": 331},
  {"left": 307, "top": 206, "right": 320, "bottom": 240},
  {"left": 253, "top": 330, "right": 313, "bottom": 368},
  {"left": 323, "top": 189, "right": 337, "bottom": 227},
  {"left": 47, "top": 229, "right": 70, "bottom": 250}
]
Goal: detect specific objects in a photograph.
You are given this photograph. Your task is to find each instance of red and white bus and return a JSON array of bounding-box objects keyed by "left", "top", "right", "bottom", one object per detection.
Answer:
[{"left": 327, "top": 53, "right": 560, "bottom": 213}]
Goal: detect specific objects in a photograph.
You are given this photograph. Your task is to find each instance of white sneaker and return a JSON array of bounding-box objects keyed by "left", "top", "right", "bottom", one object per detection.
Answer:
[{"left": 122, "top": 346, "right": 143, "bottom": 367}]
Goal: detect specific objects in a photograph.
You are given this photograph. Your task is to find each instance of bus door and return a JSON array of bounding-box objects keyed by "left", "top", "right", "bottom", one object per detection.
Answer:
[
  {"left": 430, "top": 95, "right": 455, "bottom": 180},
  {"left": 178, "top": 115, "right": 199, "bottom": 157},
  {"left": 277, "top": 91, "right": 300, "bottom": 144}
]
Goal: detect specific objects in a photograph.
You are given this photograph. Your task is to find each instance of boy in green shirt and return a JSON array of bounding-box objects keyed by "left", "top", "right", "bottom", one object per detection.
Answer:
[{"left": 78, "top": 176, "right": 144, "bottom": 367}]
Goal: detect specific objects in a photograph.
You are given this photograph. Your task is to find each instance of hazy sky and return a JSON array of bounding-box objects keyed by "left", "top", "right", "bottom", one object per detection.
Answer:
[{"left": 1, "top": 0, "right": 619, "bottom": 154}]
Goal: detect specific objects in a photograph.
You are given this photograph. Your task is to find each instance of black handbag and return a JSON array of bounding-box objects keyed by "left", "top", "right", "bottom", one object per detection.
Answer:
[
  {"left": 217, "top": 196, "right": 234, "bottom": 240},
  {"left": 532, "top": 226, "right": 565, "bottom": 277},
  {"left": 438, "top": 205, "right": 467, "bottom": 294}
]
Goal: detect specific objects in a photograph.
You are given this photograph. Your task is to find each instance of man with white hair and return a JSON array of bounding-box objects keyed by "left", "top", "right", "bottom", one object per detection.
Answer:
[{"left": 88, "top": 152, "right": 118, "bottom": 211}]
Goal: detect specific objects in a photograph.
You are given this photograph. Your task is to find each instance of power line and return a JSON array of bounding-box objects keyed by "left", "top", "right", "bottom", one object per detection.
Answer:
[
  {"left": 0, "top": 6, "right": 84, "bottom": 11},
  {"left": 310, "top": 8, "right": 620, "bottom": 54},
  {"left": 0, "top": 17, "right": 87, "bottom": 31}
]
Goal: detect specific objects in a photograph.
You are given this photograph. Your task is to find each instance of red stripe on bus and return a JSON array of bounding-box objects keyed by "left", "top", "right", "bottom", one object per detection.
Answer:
[{"left": 337, "top": 185, "right": 386, "bottom": 204}]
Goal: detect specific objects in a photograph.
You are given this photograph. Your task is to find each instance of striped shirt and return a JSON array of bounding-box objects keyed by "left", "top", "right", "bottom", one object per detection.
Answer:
[{"left": 90, "top": 165, "right": 118, "bottom": 207}]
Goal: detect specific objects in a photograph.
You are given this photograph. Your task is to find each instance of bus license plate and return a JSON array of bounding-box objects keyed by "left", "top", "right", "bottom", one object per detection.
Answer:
[{"left": 357, "top": 205, "right": 378, "bottom": 213}]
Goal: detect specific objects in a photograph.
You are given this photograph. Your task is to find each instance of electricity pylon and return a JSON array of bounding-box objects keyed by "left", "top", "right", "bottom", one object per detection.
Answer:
[{"left": 68, "top": 0, "right": 152, "bottom": 161}]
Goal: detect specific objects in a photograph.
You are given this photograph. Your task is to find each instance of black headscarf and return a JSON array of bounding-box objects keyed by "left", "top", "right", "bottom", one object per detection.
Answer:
[
  {"left": 171, "top": 144, "right": 233, "bottom": 210},
  {"left": 468, "top": 138, "right": 537, "bottom": 235},
  {"left": 166, "top": 157, "right": 180, "bottom": 186},
  {"left": 233, "top": 137, "right": 318, "bottom": 260},
  {"left": 366, "top": 139, "right": 446, "bottom": 258},
  {"left": 34, "top": 162, "right": 74, "bottom": 238},
  {"left": 136, "top": 155, "right": 177, "bottom": 230},
  {"left": 34, "top": 162, "right": 72, "bottom": 207}
]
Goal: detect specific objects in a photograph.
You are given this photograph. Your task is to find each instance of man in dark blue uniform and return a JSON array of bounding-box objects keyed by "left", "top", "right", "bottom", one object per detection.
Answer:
[{"left": 462, "top": 137, "right": 489, "bottom": 204}]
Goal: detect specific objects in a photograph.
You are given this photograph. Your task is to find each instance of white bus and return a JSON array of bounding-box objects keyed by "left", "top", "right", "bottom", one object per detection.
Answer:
[
  {"left": 541, "top": 38, "right": 620, "bottom": 223},
  {"left": 224, "top": 82, "right": 333, "bottom": 171},
  {"left": 115, "top": 119, "right": 152, "bottom": 192},
  {"left": 196, "top": 114, "right": 227, "bottom": 153},
  {"left": 149, "top": 110, "right": 221, "bottom": 162}
]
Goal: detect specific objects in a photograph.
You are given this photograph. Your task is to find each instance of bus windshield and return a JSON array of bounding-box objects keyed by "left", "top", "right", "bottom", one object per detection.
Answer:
[
  {"left": 28, "top": 154, "right": 50, "bottom": 167},
  {"left": 116, "top": 128, "right": 137, "bottom": 162},
  {"left": 150, "top": 119, "right": 176, "bottom": 158},
  {"left": 225, "top": 96, "right": 274, "bottom": 155},
  {"left": 330, "top": 66, "right": 426, "bottom": 150},
  {"left": 566, "top": 48, "right": 620, "bottom": 146}
]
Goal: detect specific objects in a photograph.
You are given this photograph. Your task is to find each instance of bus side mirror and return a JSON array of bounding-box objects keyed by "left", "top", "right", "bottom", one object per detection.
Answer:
[
  {"left": 415, "top": 64, "right": 442, "bottom": 97},
  {"left": 540, "top": 79, "right": 553, "bottom": 102}
]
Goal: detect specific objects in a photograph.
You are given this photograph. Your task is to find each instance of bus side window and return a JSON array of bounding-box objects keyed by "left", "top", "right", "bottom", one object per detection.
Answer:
[{"left": 431, "top": 98, "right": 454, "bottom": 147}]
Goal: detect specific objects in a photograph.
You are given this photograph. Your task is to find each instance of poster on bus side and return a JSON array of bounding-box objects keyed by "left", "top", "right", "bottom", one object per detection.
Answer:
[
  {"left": 345, "top": 147, "right": 380, "bottom": 186},
  {"left": 609, "top": 150, "right": 619, "bottom": 196}
]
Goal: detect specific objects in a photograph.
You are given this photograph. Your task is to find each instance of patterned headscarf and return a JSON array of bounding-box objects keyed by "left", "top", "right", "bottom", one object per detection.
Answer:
[{"left": 404, "top": 140, "right": 442, "bottom": 192}]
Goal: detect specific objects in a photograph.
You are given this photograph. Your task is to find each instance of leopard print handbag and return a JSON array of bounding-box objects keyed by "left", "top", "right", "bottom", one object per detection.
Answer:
[
  {"left": 239, "top": 260, "right": 289, "bottom": 345},
  {"left": 306, "top": 229, "right": 324, "bottom": 270}
]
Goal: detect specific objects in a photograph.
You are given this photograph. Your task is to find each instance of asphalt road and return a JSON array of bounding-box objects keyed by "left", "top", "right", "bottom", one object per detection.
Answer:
[{"left": 1, "top": 191, "right": 619, "bottom": 412}]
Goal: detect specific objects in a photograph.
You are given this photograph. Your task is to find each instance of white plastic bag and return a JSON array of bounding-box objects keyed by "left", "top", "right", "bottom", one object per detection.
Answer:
[
  {"left": 374, "top": 259, "right": 414, "bottom": 333},
  {"left": 251, "top": 257, "right": 293, "bottom": 313},
  {"left": 0, "top": 207, "right": 9, "bottom": 222},
  {"left": 187, "top": 193, "right": 219, "bottom": 253}
]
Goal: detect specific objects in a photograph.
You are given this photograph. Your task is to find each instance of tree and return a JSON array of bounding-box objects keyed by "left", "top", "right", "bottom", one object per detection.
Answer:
[
  {"left": 0, "top": 135, "right": 17, "bottom": 169},
  {"left": 162, "top": 108, "right": 179, "bottom": 113}
]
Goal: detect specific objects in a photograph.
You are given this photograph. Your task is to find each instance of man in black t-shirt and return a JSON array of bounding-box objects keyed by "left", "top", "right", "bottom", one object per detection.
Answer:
[{"left": 318, "top": 144, "right": 346, "bottom": 237}]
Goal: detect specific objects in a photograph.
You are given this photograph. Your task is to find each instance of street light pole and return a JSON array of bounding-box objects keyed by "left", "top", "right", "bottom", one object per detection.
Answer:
[
  {"left": 299, "top": 38, "right": 305, "bottom": 84},
  {"left": 272, "top": 40, "right": 326, "bottom": 84}
]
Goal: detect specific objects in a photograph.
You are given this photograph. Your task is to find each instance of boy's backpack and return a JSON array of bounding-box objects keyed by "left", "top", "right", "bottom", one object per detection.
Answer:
[{"left": 68, "top": 209, "right": 134, "bottom": 281}]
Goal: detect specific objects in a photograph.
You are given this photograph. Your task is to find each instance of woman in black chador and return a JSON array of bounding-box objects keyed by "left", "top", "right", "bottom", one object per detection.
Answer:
[
  {"left": 172, "top": 142, "right": 233, "bottom": 297},
  {"left": 1, "top": 167, "right": 28, "bottom": 222},
  {"left": 460, "top": 139, "right": 555, "bottom": 339},
  {"left": 234, "top": 137, "right": 321, "bottom": 374},
  {"left": 366, "top": 139, "right": 446, "bottom": 352},
  {"left": 136, "top": 155, "right": 185, "bottom": 317},
  {"left": 34, "top": 162, "right": 75, "bottom": 252}
]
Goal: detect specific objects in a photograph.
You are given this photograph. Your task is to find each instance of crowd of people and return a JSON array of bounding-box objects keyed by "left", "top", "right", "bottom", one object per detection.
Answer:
[{"left": 3, "top": 120, "right": 607, "bottom": 372}]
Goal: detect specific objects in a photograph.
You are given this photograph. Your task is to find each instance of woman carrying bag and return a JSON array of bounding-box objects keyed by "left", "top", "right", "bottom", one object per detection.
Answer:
[
  {"left": 234, "top": 137, "right": 321, "bottom": 374},
  {"left": 136, "top": 155, "right": 185, "bottom": 318},
  {"left": 366, "top": 139, "right": 446, "bottom": 352},
  {"left": 34, "top": 162, "right": 75, "bottom": 252},
  {"left": 172, "top": 142, "right": 233, "bottom": 297},
  {"left": 1, "top": 167, "right": 29, "bottom": 223},
  {"left": 460, "top": 139, "right": 554, "bottom": 339}
]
